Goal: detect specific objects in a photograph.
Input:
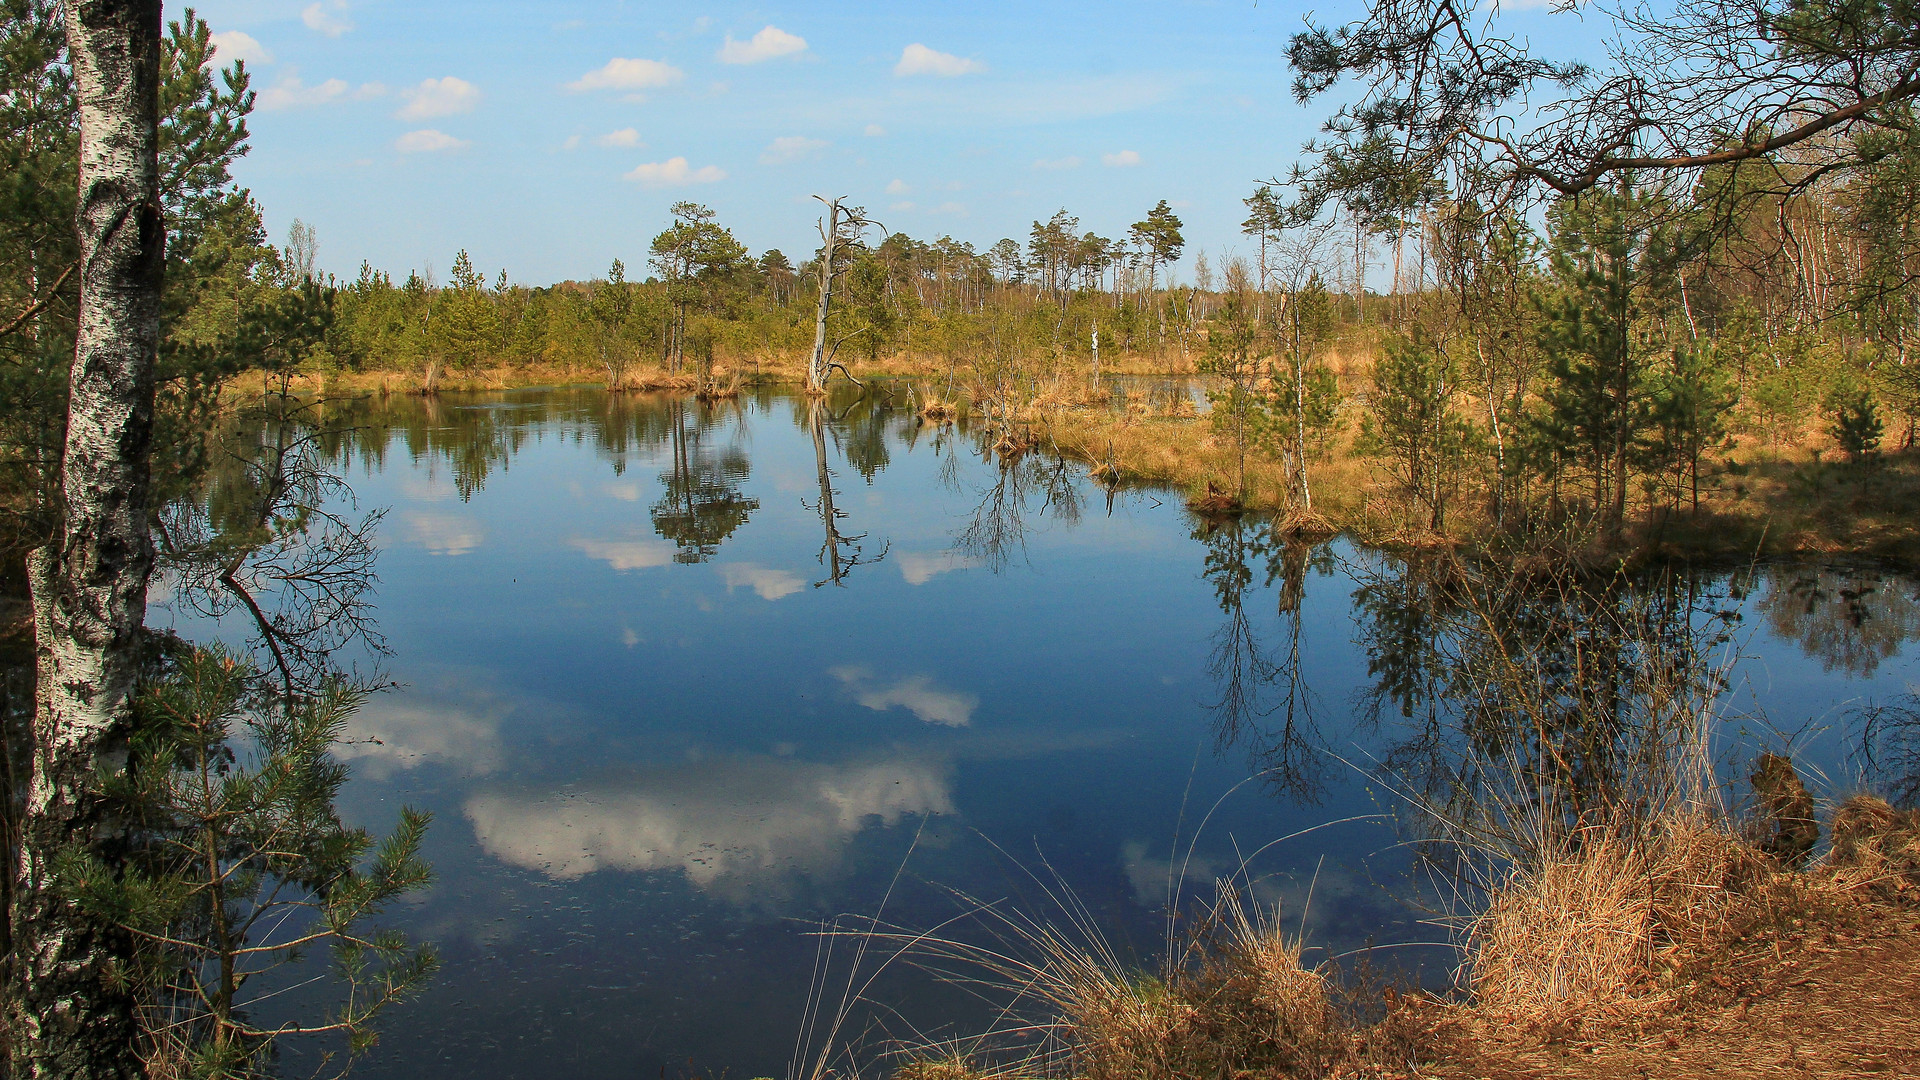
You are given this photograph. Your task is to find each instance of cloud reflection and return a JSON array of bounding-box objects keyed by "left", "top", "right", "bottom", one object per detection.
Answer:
[
  {"left": 463, "top": 756, "right": 952, "bottom": 894},
  {"left": 831, "top": 666, "right": 978, "bottom": 726},
  {"left": 716, "top": 562, "right": 805, "bottom": 600},
  {"left": 403, "top": 510, "right": 485, "bottom": 555},
  {"left": 336, "top": 698, "right": 507, "bottom": 778},
  {"left": 571, "top": 536, "right": 675, "bottom": 571},
  {"left": 896, "top": 550, "right": 979, "bottom": 585}
]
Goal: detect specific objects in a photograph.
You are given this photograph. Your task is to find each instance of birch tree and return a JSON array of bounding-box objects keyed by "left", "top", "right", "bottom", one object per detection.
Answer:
[{"left": 12, "top": 1, "right": 164, "bottom": 1076}]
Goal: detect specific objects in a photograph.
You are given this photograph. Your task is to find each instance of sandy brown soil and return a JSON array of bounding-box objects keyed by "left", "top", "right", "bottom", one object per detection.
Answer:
[{"left": 1421, "top": 913, "right": 1920, "bottom": 1079}]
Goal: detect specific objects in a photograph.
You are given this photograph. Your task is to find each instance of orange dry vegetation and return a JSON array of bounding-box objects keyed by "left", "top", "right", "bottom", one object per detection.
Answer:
[{"left": 1421, "top": 914, "right": 1920, "bottom": 1079}]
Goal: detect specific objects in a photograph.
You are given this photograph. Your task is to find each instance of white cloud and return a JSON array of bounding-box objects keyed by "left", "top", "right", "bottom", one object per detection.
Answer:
[
  {"left": 895, "top": 551, "right": 980, "bottom": 585},
  {"left": 933, "top": 201, "right": 967, "bottom": 215},
  {"left": 568, "top": 57, "right": 684, "bottom": 93},
  {"left": 463, "top": 756, "right": 952, "bottom": 893},
  {"left": 395, "top": 128, "right": 468, "bottom": 153},
  {"left": 624, "top": 157, "right": 726, "bottom": 185},
  {"left": 831, "top": 666, "right": 978, "bottom": 726},
  {"left": 302, "top": 0, "right": 353, "bottom": 37},
  {"left": 716, "top": 563, "right": 805, "bottom": 600},
  {"left": 760, "top": 135, "right": 827, "bottom": 164},
  {"left": 208, "top": 30, "right": 271, "bottom": 66},
  {"left": 1033, "top": 155, "right": 1083, "bottom": 171},
  {"left": 718, "top": 25, "right": 808, "bottom": 64},
  {"left": 258, "top": 76, "right": 345, "bottom": 109},
  {"left": 895, "top": 43, "right": 985, "bottom": 77},
  {"left": 864, "top": 123, "right": 887, "bottom": 137},
  {"left": 562, "top": 135, "right": 582, "bottom": 150},
  {"left": 890, "top": 200, "right": 917, "bottom": 212},
  {"left": 1101, "top": 149, "right": 1142, "bottom": 167},
  {"left": 596, "top": 127, "right": 644, "bottom": 148},
  {"left": 257, "top": 75, "right": 383, "bottom": 110},
  {"left": 570, "top": 536, "right": 675, "bottom": 570},
  {"left": 398, "top": 76, "right": 480, "bottom": 120},
  {"left": 885, "top": 179, "right": 910, "bottom": 195},
  {"left": 401, "top": 509, "right": 483, "bottom": 551}
]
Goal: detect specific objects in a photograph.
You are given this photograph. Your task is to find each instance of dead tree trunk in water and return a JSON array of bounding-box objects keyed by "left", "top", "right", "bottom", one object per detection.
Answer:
[
  {"left": 11, "top": 2, "right": 164, "bottom": 1077},
  {"left": 807, "top": 197, "right": 842, "bottom": 394}
]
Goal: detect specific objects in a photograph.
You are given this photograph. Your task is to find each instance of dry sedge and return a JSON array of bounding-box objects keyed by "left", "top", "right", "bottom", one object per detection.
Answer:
[
  {"left": 1826, "top": 793, "right": 1920, "bottom": 898},
  {"left": 886, "top": 884, "right": 1343, "bottom": 1080},
  {"left": 1467, "top": 813, "right": 1770, "bottom": 1024}
]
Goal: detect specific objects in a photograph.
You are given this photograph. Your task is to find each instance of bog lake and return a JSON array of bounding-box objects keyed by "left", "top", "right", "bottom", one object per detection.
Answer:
[{"left": 156, "top": 383, "right": 1920, "bottom": 1079}]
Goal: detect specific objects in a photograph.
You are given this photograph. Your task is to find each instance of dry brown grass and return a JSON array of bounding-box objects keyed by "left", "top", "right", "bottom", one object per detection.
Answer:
[
  {"left": 917, "top": 397, "right": 958, "bottom": 423},
  {"left": 1464, "top": 790, "right": 1920, "bottom": 1033},
  {"left": 1827, "top": 794, "right": 1920, "bottom": 900},
  {"left": 885, "top": 884, "right": 1350, "bottom": 1080},
  {"left": 1467, "top": 813, "right": 1774, "bottom": 1025}
]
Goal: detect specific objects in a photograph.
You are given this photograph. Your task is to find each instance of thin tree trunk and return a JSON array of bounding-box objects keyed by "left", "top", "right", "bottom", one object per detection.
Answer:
[
  {"left": 808, "top": 199, "right": 840, "bottom": 393},
  {"left": 11, "top": 2, "right": 163, "bottom": 1077}
]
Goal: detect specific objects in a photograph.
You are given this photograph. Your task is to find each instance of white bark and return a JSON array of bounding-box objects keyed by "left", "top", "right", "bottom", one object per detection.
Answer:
[{"left": 12, "top": 2, "right": 164, "bottom": 1076}]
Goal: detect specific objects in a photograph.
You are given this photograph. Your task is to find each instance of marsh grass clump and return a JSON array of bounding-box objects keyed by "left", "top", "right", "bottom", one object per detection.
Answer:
[
  {"left": 1186, "top": 479, "right": 1245, "bottom": 518},
  {"left": 695, "top": 371, "right": 743, "bottom": 401},
  {"left": 1466, "top": 813, "right": 1775, "bottom": 1024},
  {"left": 1826, "top": 794, "right": 1920, "bottom": 899},
  {"left": 917, "top": 397, "right": 958, "bottom": 424},
  {"left": 876, "top": 881, "right": 1360, "bottom": 1080},
  {"left": 1054, "top": 889, "right": 1347, "bottom": 1080}
]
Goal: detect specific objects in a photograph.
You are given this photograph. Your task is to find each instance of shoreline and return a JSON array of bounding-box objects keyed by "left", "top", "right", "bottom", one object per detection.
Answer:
[{"left": 241, "top": 365, "right": 1920, "bottom": 570}]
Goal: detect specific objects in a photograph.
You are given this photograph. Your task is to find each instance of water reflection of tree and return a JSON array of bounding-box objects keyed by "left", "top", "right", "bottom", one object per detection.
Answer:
[
  {"left": 955, "top": 454, "right": 1081, "bottom": 574},
  {"left": 158, "top": 393, "right": 387, "bottom": 699},
  {"left": 64, "top": 389, "right": 434, "bottom": 1075},
  {"left": 806, "top": 397, "right": 887, "bottom": 586},
  {"left": 1760, "top": 566, "right": 1920, "bottom": 677},
  {"left": 651, "top": 398, "right": 758, "bottom": 563},
  {"left": 834, "top": 387, "right": 898, "bottom": 483},
  {"left": 1351, "top": 552, "right": 1745, "bottom": 854},
  {"left": 1198, "top": 518, "right": 1328, "bottom": 804},
  {"left": 1853, "top": 697, "right": 1920, "bottom": 809}
]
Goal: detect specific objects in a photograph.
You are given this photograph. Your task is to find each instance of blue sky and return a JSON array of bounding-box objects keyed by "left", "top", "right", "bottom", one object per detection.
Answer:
[{"left": 193, "top": 0, "right": 1573, "bottom": 286}]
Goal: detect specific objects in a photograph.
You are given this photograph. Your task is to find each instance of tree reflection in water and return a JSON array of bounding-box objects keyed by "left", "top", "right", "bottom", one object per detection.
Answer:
[
  {"left": 955, "top": 451, "right": 1080, "bottom": 575},
  {"left": 1856, "top": 698, "right": 1920, "bottom": 809},
  {"left": 806, "top": 394, "right": 888, "bottom": 586},
  {"left": 47, "top": 387, "right": 436, "bottom": 1076},
  {"left": 1760, "top": 566, "right": 1920, "bottom": 677},
  {"left": 1350, "top": 551, "right": 1747, "bottom": 862},
  {"left": 1196, "top": 517, "right": 1330, "bottom": 804},
  {"left": 158, "top": 391, "right": 388, "bottom": 700},
  {"left": 650, "top": 398, "right": 758, "bottom": 563}
]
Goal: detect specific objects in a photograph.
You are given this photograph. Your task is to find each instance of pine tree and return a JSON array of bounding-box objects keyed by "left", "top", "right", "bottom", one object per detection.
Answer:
[
  {"left": 1527, "top": 181, "right": 1679, "bottom": 538},
  {"left": 1360, "top": 329, "right": 1477, "bottom": 532}
]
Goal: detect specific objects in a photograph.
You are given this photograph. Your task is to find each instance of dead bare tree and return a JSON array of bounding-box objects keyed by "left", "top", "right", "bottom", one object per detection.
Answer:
[{"left": 806, "top": 196, "right": 878, "bottom": 394}]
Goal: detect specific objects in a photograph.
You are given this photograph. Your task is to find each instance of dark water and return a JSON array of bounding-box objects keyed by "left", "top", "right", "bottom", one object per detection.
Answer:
[{"left": 151, "top": 384, "right": 1920, "bottom": 1079}]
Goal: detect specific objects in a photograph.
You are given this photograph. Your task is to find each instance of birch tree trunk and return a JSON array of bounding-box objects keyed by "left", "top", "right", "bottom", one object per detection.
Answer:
[{"left": 10, "top": 2, "right": 164, "bottom": 1076}]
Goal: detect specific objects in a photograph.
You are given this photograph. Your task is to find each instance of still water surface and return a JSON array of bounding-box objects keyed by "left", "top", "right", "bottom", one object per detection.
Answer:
[{"left": 155, "top": 384, "right": 1920, "bottom": 1079}]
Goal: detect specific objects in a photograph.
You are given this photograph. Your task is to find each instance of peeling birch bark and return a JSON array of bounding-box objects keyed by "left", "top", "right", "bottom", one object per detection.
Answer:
[{"left": 10, "top": 2, "right": 164, "bottom": 1077}]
